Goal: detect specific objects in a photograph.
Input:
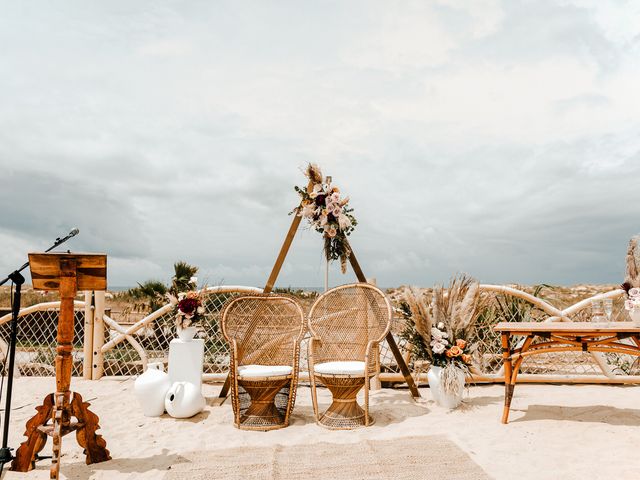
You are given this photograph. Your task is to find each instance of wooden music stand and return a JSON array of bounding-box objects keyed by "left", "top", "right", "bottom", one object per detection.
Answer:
[
  {"left": 12, "top": 253, "right": 111, "bottom": 479},
  {"left": 217, "top": 177, "right": 421, "bottom": 401}
]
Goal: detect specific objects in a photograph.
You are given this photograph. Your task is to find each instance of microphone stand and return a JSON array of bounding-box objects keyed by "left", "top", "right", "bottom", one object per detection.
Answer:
[{"left": 0, "top": 230, "right": 79, "bottom": 466}]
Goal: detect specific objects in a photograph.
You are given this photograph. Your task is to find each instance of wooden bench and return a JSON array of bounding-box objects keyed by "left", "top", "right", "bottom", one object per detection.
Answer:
[{"left": 494, "top": 321, "right": 640, "bottom": 423}]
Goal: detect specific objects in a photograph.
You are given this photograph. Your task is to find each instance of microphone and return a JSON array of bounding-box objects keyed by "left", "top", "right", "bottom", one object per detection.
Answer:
[{"left": 50, "top": 228, "right": 80, "bottom": 250}]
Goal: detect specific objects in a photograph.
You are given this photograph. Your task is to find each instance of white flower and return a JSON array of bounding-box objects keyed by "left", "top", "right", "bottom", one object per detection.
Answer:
[
  {"left": 437, "top": 322, "right": 445, "bottom": 330},
  {"left": 309, "top": 183, "right": 324, "bottom": 199},
  {"left": 189, "top": 276, "right": 198, "bottom": 284},
  {"left": 301, "top": 203, "right": 316, "bottom": 218},
  {"left": 197, "top": 306, "right": 205, "bottom": 314},
  {"left": 629, "top": 287, "right": 640, "bottom": 297},
  {"left": 338, "top": 214, "right": 352, "bottom": 230},
  {"left": 431, "top": 327, "right": 448, "bottom": 339},
  {"left": 432, "top": 342, "right": 446, "bottom": 354}
]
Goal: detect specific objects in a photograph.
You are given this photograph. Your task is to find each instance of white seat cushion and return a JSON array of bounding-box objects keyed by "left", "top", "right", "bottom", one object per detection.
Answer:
[
  {"left": 237, "top": 364, "right": 293, "bottom": 378},
  {"left": 314, "top": 361, "right": 366, "bottom": 375}
]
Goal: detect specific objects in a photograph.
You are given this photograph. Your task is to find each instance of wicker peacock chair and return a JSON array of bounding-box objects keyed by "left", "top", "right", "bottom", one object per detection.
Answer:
[
  {"left": 221, "top": 294, "right": 305, "bottom": 431},
  {"left": 307, "top": 283, "right": 393, "bottom": 429}
]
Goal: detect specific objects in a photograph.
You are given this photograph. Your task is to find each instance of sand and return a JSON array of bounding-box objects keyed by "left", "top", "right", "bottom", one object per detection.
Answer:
[{"left": 2, "top": 378, "right": 640, "bottom": 479}]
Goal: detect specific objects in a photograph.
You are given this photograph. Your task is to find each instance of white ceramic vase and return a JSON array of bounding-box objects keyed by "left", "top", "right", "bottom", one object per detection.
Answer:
[
  {"left": 427, "top": 365, "right": 465, "bottom": 409},
  {"left": 165, "top": 381, "right": 205, "bottom": 418},
  {"left": 134, "top": 362, "right": 171, "bottom": 417},
  {"left": 629, "top": 309, "right": 640, "bottom": 327},
  {"left": 176, "top": 326, "right": 197, "bottom": 342}
]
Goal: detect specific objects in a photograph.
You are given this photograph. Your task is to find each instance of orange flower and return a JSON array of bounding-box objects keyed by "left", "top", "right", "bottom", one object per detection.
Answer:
[
  {"left": 461, "top": 354, "right": 471, "bottom": 364},
  {"left": 446, "top": 345, "right": 462, "bottom": 357},
  {"left": 456, "top": 339, "right": 467, "bottom": 349}
]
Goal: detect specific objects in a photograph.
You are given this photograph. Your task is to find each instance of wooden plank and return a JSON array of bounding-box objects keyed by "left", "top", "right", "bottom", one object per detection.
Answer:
[
  {"left": 264, "top": 214, "right": 302, "bottom": 294},
  {"left": 495, "top": 321, "right": 640, "bottom": 333},
  {"left": 29, "top": 253, "right": 107, "bottom": 291}
]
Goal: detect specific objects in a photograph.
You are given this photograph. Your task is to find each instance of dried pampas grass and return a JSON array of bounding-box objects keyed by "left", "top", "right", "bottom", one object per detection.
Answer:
[
  {"left": 441, "top": 362, "right": 467, "bottom": 397},
  {"left": 305, "top": 163, "right": 324, "bottom": 185},
  {"left": 625, "top": 235, "right": 640, "bottom": 288},
  {"left": 403, "top": 287, "right": 432, "bottom": 345}
]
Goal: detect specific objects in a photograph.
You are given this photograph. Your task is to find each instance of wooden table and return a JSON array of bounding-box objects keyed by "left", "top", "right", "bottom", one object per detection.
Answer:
[{"left": 494, "top": 322, "right": 640, "bottom": 424}]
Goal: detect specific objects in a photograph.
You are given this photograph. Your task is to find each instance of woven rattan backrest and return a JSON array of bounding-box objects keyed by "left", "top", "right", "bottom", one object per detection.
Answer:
[
  {"left": 221, "top": 294, "right": 305, "bottom": 366},
  {"left": 308, "top": 283, "right": 392, "bottom": 362}
]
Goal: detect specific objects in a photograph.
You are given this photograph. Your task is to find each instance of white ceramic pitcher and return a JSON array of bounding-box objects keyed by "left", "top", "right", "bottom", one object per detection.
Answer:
[{"left": 164, "top": 381, "right": 205, "bottom": 418}]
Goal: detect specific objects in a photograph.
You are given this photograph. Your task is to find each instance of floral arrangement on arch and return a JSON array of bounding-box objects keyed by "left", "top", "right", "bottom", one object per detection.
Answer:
[
  {"left": 400, "top": 274, "right": 488, "bottom": 395},
  {"left": 293, "top": 164, "right": 357, "bottom": 273}
]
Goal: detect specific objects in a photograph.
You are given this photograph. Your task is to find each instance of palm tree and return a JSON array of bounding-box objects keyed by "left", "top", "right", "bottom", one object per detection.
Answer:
[
  {"left": 127, "top": 261, "right": 199, "bottom": 350},
  {"left": 170, "top": 261, "right": 199, "bottom": 295},
  {"left": 127, "top": 280, "right": 167, "bottom": 313}
]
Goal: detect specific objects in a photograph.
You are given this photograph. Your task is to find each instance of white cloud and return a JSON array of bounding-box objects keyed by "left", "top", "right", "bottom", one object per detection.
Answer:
[{"left": 0, "top": 1, "right": 639, "bottom": 288}]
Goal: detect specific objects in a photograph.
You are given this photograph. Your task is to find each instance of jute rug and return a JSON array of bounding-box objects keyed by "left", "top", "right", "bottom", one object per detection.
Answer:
[{"left": 164, "top": 435, "right": 491, "bottom": 480}]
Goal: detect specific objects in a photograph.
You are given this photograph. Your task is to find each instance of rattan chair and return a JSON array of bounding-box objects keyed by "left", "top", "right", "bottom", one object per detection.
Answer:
[
  {"left": 307, "top": 283, "right": 392, "bottom": 429},
  {"left": 221, "top": 294, "right": 305, "bottom": 431}
]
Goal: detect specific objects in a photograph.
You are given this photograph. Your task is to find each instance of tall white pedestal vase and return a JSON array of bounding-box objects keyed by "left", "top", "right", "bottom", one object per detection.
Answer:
[
  {"left": 134, "top": 362, "right": 171, "bottom": 417},
  {"left": 427, "top": 365, "right": 465, "bottom": 409}
]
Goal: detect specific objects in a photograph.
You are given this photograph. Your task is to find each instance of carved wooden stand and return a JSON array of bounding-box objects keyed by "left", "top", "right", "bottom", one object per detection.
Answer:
[{"left": 11, "top": 253, "right": 111, "bottom": 479}]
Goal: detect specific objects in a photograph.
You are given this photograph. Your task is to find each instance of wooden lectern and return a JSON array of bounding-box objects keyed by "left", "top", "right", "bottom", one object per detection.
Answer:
[{"left": 12, "top": 253, "right": 111, "bottom": 479}]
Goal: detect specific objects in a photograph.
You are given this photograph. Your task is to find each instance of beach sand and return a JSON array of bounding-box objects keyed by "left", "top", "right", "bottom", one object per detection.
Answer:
[{"left": 2, "top": 378, "right": 640, "bottom": 479}]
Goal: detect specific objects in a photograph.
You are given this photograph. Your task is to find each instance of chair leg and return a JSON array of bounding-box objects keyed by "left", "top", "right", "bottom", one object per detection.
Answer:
[
  {"left": 310, "top": 373, "right": 319, "bottom": 420},
  {"left": 364, "top": 375, "right": 370, "bottom": 427}
]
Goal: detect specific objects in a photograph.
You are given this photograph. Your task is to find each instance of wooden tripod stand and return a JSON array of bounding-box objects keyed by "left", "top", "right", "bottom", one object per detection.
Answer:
[
  {"left": 12, "top": 253, "right": 111, "bottom": 479},
  {"left": 218, "top": 179, "right": 421, "bottom": 400}
]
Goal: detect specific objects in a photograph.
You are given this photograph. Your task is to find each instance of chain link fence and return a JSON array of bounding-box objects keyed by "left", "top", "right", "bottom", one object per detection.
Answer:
[
  {"left": 1, "top": 285, "right": 637, "bottom": 383},
  {"left": 0, "top": 304, "right": 87, "bottom": 377},
  {"left": 99, "top": 287, "right": 262, "bottom": 377}
]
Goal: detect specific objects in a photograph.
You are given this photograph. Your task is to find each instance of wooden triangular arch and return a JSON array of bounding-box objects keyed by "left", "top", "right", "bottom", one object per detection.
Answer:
[{"left": 218, "top": 178, "right": 420, "bottom": 400}]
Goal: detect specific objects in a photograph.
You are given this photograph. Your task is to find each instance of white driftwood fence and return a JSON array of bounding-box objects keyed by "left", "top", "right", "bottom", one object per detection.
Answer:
[{"left": 0, "top": 285, "right": 637, "bottom": 384}]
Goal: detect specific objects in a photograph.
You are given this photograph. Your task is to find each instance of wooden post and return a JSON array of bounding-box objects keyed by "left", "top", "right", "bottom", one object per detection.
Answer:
[
  {"left": 263, "top": 186, "right": 310, "bottom": 293},
  {"left": 92, "top": 291, "right": 105, "bottom": 380},
  {"left": 82, "top": 292, "right": 94, "bottom": 380},
  {"left": 347, "top": 245, "right": 420, "bottom": 399}
]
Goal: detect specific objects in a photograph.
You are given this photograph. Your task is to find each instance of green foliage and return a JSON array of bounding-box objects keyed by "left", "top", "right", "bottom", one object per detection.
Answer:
[
  {"left": 399, "top": 301, "right": 431, "bottom": 363},
  {"left": 127, "top": 280, "right": 167, "bottom": 312},
  {"left": 125, "top": 261, "right": 199, "bottom": 315},
  {"left": 170, "top": 261, "right": 199, "bottom": 296}
]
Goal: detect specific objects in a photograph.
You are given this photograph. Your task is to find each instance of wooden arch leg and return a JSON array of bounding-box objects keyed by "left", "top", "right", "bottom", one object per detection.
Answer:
[{"left": 11, "top": 394, "right": 55, "bottom": 472}]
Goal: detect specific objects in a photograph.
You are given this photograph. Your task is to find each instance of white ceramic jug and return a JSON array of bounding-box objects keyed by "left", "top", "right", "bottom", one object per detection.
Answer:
[
  {"left": 164, "top": 381, "right": 205, "bottom": 418},
  {"left": 134, "top": 362, "right": 171, "bottom": 417}
]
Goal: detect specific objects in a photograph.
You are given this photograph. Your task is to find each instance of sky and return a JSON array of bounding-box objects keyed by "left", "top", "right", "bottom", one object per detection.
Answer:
[{"left": 1, "top": 0, "right": 639, "bottom": 289}]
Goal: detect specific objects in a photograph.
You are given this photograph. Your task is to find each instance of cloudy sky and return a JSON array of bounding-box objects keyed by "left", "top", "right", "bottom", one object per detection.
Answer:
[{"left": 1, "top": 1, "right": 639, "bottom": 289}]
